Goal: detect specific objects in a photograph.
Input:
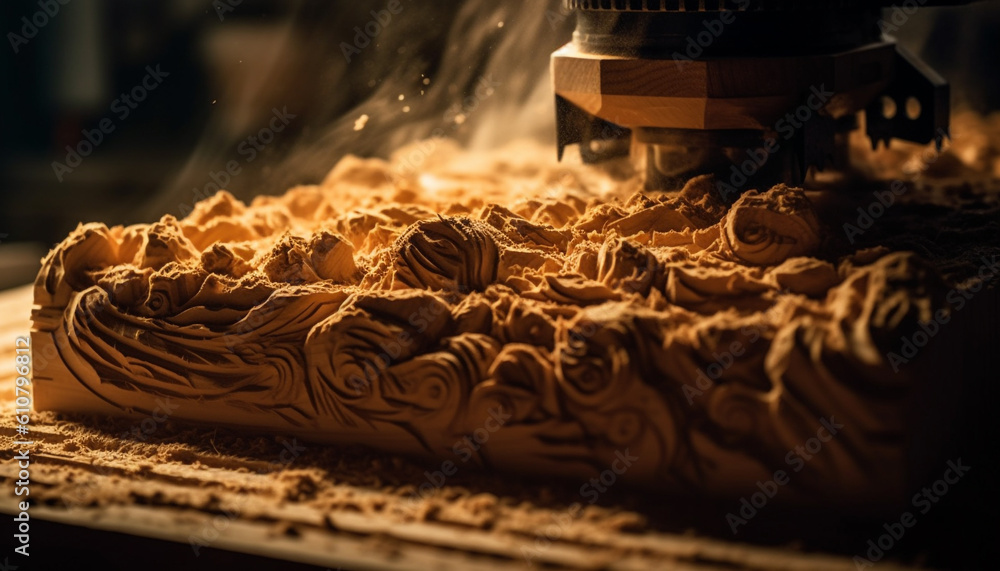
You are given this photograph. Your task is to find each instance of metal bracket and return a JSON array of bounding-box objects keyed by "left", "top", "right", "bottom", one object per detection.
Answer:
[{"left": 865, "top": 43, "right": 950, "bottom": 151}]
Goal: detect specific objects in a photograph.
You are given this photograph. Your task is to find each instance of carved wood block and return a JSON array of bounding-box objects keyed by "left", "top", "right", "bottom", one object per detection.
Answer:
[{"left": 30, "top": 149, "right": 984, "bottom": 508}]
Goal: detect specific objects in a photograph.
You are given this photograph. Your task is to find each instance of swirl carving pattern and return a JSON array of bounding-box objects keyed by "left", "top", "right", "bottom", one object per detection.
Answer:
[{"left": 32, "top": 158, "right": 948, "bottom": 502}]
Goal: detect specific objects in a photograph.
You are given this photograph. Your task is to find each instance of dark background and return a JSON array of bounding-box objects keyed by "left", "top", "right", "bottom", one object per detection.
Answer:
[
  {"left": 1, "top": 2, "right": 999, "bottom": 569},
  {"left": 0, "top": 0, "right": 574, "bottom": 288},
  {"left": 1, "top": 0, "right": 999, "bottom": 289}
]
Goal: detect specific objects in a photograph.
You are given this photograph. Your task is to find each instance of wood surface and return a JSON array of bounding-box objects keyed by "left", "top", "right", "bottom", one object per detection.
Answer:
[{"left": 0, "top": 284, "right": 918, "bottom": 570}]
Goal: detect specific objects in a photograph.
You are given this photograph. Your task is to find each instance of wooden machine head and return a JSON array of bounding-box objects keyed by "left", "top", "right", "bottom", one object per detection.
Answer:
[{"left": 552, "top": 0, "right": 975, "bottom": 193}]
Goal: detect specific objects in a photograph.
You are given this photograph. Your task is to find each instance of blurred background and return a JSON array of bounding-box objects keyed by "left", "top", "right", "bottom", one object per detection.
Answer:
[{"left": 1, "top": 0, "right": 999, "bottom": 289}]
